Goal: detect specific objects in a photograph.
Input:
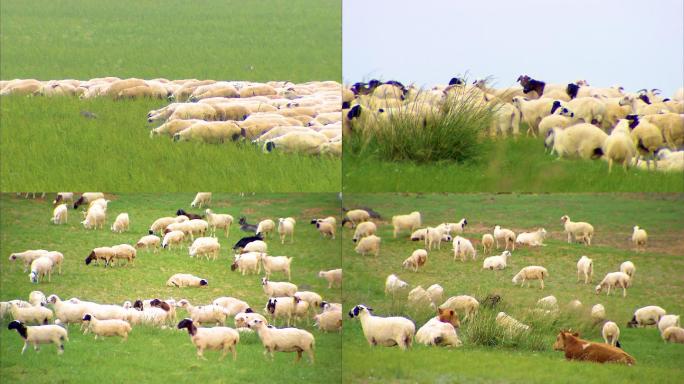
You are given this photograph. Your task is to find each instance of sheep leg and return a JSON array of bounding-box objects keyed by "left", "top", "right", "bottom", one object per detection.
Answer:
[
  {"left": 196, "top": 347, "right": 207, "bottom": 360},
  {"left": 393, "top": 227, "right": 398, "bottom": 238},
  {"left": 540, "top": 279, "right": 544, "bottom": 290},
  {"left": 567, "top": 233, "right": 571, "bottom": 243},
  {"left": 577, "top": 270, "right": 581, "bottom": 282},
  {"left": 21, "top": 342, "right": 29, "bottom": 354},
  {"left": 295, "top": 350, "right": 303, "bottom": 363}
]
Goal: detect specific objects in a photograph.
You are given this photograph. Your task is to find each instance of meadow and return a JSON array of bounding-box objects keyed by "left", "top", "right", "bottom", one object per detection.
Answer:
[
  {"left": 341, "top": 193, "right": 684, "bottom": 383},
  {"left": 0, "top": 193, "right": 342, "bottom": 383}
]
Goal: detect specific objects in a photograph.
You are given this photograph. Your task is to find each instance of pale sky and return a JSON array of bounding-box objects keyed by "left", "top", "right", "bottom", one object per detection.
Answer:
[{"left": 343, "top": 0, "right": 683, "bottom": 96}]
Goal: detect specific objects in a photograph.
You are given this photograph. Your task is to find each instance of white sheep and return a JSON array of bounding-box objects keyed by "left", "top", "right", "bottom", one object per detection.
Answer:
[
  {"left": 314, "top": 309, "right": 342, "bottom": 332},
  {"left": 294, "top": 291, "right": 323, "bottom": 313},
  {"left": 567, "top": 97, "right": 606, "bottom": 125},
  {"left": 352, "top": 221, "right": 377, "bottom": 242},
  {"left": 47, "top": 295, "right": 88, "bottom": 324},
  {"left": 82, "top": 314, "right": 132, "bottom": 341},
  {"left": 9, "top": 249, "right": 49, "bottom": 272},
  {"left": 402, "top": 249, "right": 428, "bottom": 272},
  {"left": 81, "top": 204, "right": 105, "bottom": 230},
  {"left": 355, "top": 234, "right": 381, "bottom": 257},
  {"left": 631, "top": 226, "right": 647, "bottom": 251},
  {"left": 28, "top": 291, "right": 47, "bottom": 307},
  {"left": 392, "top": 211, "right": 422, "bottom": 238},
  {"left": 496, "top": 312, "right": 530, "bottom": 334},
  {"left": 407, "top": 286, "right": 435, "bottom": 310},
  {"left": 576, "top": 256, "right": 593, "bottom": 284},
  {"left": 512, "top": 266, "right": 548, "bottom": 289},
  {"left": 189, "top": 237, "right": 221, "bottom": 261},
  {"left": 231, "top": 252, "right": 263, "bottom": 275},
  {"left": 166, "top": 273, "right": 208, "bottom": 288},
  {"left": 277, "top": 217, "right": 295, "bottom": 244},
  {"left": 318, "top": 269, "right": 342, "bottom": 288},
  {"left": 256, "top": 219, "right": 276, "bottom": 238},
  {"left": 348, "top": 304, "right": 415, "bottom": 350},
  {"left": 538, "top": 107, "right": 575, "bottom": 137},
  {"left": 261, "top": 277, "right": 297, "bottom": 297},
  {"left": 135, "top": 234, "right": 161, "bottom": 253},
  {"left": 591, "top": 304, "right": 606, "bottom": 324},
  {"left": 265, "top": 296, "right": 301, "bottom": 326},
  {"left": 511, "top": 97, "right": 556, "bottom": 135},
  {"left": 628, "top": 305, "right": 667, "bottom": 328},
  {"left": 149, "top": 216, "right": 178, "bottom": 235},
  {"left": 385, "top": 274, "right": 409, "bottom": 296},
  {"left": 452, "top": 236, "right": 476, "bottom": 262},
  {"left": 29, "top": 256, "right": 54, "bottom": 284},
  {"left": 515, "top": 228, "right": 547, "bottom": 247},
  {"left": 415, "top": 316, "right": 462, "bottom": 347},
  {"left": 439, "top": 296, "right": 479, "bottom": 321},
  {"left": 426, "top": 284, "right": 444, "bottom": 304},
  {"left": 560, "top": 215, "right": 594, "bottom": 245},
  {"left": 190, "top": 192, "right": 212, "bottom": 208},
  {"left": 662, "top": 326, "right": 684, "bottom": 343},
  {"left": 425, "top": 226, "right": 452, "bottom": 250},
  {"left": 493, "top": 225, "right": 516, "bottom": 251},
  {"left": 567, "top": 299, "right": 583, "bottom": 311},
  {"left": 545, "top": 124, "right": 607, "bottom": 160},
  {"left": 537, "top": 295, "right": 558, "bottom": 310},
  {"left": 204, "top": 209, "right": 233, "bottom": 237},
  {"left": 658, "top": 315, "right": 680, "bottom": 335},
  {"left": 51, "top": 204, "right": 68, "bottom": 225},
  {"left": 85, "top": 247, "right": 116, "bottom": 267},
  {"left": 481, "top": 234, "right": 494, "bottom": 255},
  {"left": 177, "top": 299, "right": 229, "bottom": 326},
  {"left": 177, "top": 318, "right": 240, "bottom": 361},
  {"left": 344, "top": 209, "right": 370, "bottom": 227},
  {"left": 242, "top": 240, "right": 268, "bottom": 254},
  {"left": 595, "top": 272, "right": 631, "bottom": 297},
  {"left": 162, "top": 230, "right": 186, "bottom": 250},
  {"left": 234, "top": 311, "right": 268, "bottom": 330},
  {"left": 111, "top": 212, "right": 130, "bottom": 233},
  {"left": 262, "top": 131, "right": 329, "bottom": 154},
  {"left": 262, "top": 255, "right": 293, "bottom": 281},
  {"left": 629, "top": 117, "right": 664, "bottom": 169},
  {"left": 620, "top": 261, "right": 636, "bottom": 279},
  {"left": 10, "top": 303, "right": 53, "bottom": 324},
  {"left": 8, "top": 320, "right": 68, "bottom": 355},
  {"left": 212, "top": 297, "right": 250, "bottom": 317},
  {"left": 111, "top": 244, "right": 136, "bottom": 266},
  {"left": 52, "top": 192, "right": 74, "bottom": 206},
  {"left": 42, "top": 251, "right": 64, "bottom": 275},
  {"left": 482, "top": 250, "right": 511, "bottom": 270},
  {"left": 315, "top": 221, "right": 336, "bottom": 239},
  {"left": 248, "top": 318, "right": 315, "bottom": 363},
  {"left": 603, "top": 121, "right": 636, "bottom": 173}
]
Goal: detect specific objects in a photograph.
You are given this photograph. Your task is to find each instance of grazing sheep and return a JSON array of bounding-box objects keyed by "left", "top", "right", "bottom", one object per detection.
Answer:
[
  {"left": 231, "top": 252, "right": 263, "bottom": 275},
  {"left": 84, "top": 247, "right": 115, "bottom": 267},
  {"left": 538, "top": 106, "right": 575, "bottom": 137},
  {"left": 29, "top": 256, "right": 54, "bottom": 284},
  {"left": 493, "top": 225, "right": 516, "bottom": 251},
  {"left": 631, "top": 226, "right": 647, "bottom": 251},
  {"left": 439, "top": 296, "right": 479, "bottom": 321},
  {"left": 601, "top": 321, "right": 620, "bottom": 347},
  {"left": 408, "top": 286, "right": 436, "bottom": 310},
  {"left": 177, "top": 299, "right": 229, "bottom": 326},
  {"left": 402, "top": 249, "right": 428, "bottom": 272},
  {"left": 261, "top": 255, "right": 293, "bottom": 281},
  {"left": 111, "top": 213, "right": 130, "bottom": 233},
  {"left": 426, "top": 284, "right": 444, "bottom": 304},
  {"left": 82, "top": 314, "right": 132, "bottom": 341},
  {"left": 248, "top": 318, "right": 315, "bottom": 363},
  {"left": 385, "top": 274, "right": 409, "bottom": 296},
  {"left": 545, "top": 124, "right": 608, "bottom": 160},
  {"left": 190, "top": 192, "right": 212, "bottom": 208},
  {"left": 256, "top": 219, "right": 276, "bottom": 238},
  {"left": 567, "top": 299, "right": 583, "bottom": 311},
  {"left": 242, "top": 240, "right": 267, "bottom": 253},
  {"left": 177, "top": 318, "right": 240, "bottom": 361},
  {"left": 576, "top": 256, "right": 594, "bottom": 284},
  {"left": 452, "top": 236, "right": 476, "bottom": 262},
  {"left": 392, "top": 212, "right": 422, "bottom": 238},
  {"left": 560, "top": 215, "right": 594, "bottom": 245},
  {"left": 348, "top": 304, "right": 415, "bottom": 350},
  {"left": 111, "top": 244, "right": 136, "bottom": 266},
  {"left": 81, "top": 204, "right": 105, "bottom": 230},
  {"left": 662, "top": 326, "right": 684, "bottom": 343},
  {"left": 595, "top": 272, "right": 631, "bottom": 297},
  {"left": 10, "top": 303, "right": 53, "bottom": 324},
  {"left": 51, "top": 204, "right": 68, "bottom": 225},
  {"left": 9, "top": 250, "right": 49, "bottom": 272},
  {"left": 314, "top": 309, "right": 342, "bottom": 332},
  {"left": 263, "top": 131, "right": 329, "bottom": 154},
  {"left": 627, "top": 306, "right": 667, "bottom": 328},
  {"left": 52, "top": 192, "right": 74, "bottom": 206},
  {"left": 204, "top": 209, "right": 233, "bottom": 237},
  {"left": 7, "top": 320, "right": 68, "bottom": 355},
  {"left": 188, "top": 237, "right": 221, "bottom": 261},
  {"left": 344, "top": 209, "right": 370, "bottom": 228},
  {"left": 150, "top": 119, "right": 203, "bottom": 137},
  {"left": 515, "top": 228, "right": 547, "bottom": 247},
  {"left": 277, "top": 217, "right": 295, "bottom": 244},
  {"left": 261, "top": 277, "right": 297, "bottom": 297},
  {"left": 73, "top": 192, "right": 104, "bottom": 209},
  {"left": 481, "top": 234, "right": 494, "bottom": 255},
  {"left": 620, "top": 261, "right": 636, "bottom": 279},
  {"left": 135, "top": 235, "right": 161, "bottom": 253},
  {"left": 352, "top": 221, "right": 377, "bottom": 242},
  {"left": 496, "top": 312, "right": 530, "bottom": 334},
  {"left": 482, "top": 251, "right": 511, "bottom": 270},
  {"left": 162, "top": 230, "right": 186, "bottom": 250},
  {"left": 315, "top": 221, "right": 336, "bottom": 239},
  {"left": 148, "top": 216, "right": 178, "bottom": 235},
  {"left": 591, "top": 304, "right": 606, "bottom": 324},
  {"left": 512, "top": 266, "right": 548, "bottom": 289},
  {"left": 166, "top": 273, "right": 208, "bottom": 288},
  {"left": 318, "top": 269, "right": 342, "bottom": 288},
  {"left": 537, "top": 296, "right": 558, "bottom": 310},
  {"left": 415, "top": 309, "right": 462, "bottom": 347},
  {"left": 355, "top": 234, "right": 381, "bottom": 257},
  {"left": 658, "top": 315, "right": 680, "bottom": 335}
]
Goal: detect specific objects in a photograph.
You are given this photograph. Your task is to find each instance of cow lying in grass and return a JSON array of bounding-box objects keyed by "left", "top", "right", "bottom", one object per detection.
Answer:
[{"left": 553, "top": 330, "right": 636, "bottom": 365}]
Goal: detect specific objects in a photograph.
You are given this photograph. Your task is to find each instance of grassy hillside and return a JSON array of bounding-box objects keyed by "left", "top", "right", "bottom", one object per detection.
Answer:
[
  {"left": 341, "top": 193, "right": 684, "bottom": 383},
  {"left": 0, "top": 193, "right": 342, "bottom": 383}
]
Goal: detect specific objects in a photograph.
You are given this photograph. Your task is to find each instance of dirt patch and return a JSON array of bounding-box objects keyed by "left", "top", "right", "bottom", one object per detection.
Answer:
[{"left": 302, "top": 207, "right": 325, "bottom": 218}]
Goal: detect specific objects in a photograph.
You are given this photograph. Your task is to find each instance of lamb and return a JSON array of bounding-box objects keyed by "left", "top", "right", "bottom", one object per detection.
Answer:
[
  {"left": 402, "top": 249, "right": 428, "bottom": 272},
  {"left": 10, "top": 303, "right": 53, "bottom": 324},
  {"left": 277, "top": 217, "right": 296, "bottom": 244},
  {"left": 177, "top": 319, "right": 240, "bottom": 361},
  {"left": 496, "top": 312, "right": 530, "bottom": 334},
  {"left": 82, "top": 314, "right": 132, "bottom": 341},
  {"left": 9, "top": 250, "right": 49, "bottom": 272},
  {"left": 344, "top": 209, "right": 371, "bottom": 227},
  {"left": 212, "top": 297, "right": 250, "bottom": 316},
  {"left": 51, "top": 204, "right": 68, "bottom": 224},
  {"left": 545, "top": 124, "right": 608, "bottom": 160},
  {"left": 204, "top": 209, "right": 233, "bottom": 237},
  {"left": 248, "top": 318, "right": 315, "bottom": 363},
  {"left": 512, "top": 266, "right": 549, "bottom": 289},
  {"left": 261, "top": 277, "right": 298, "bottom": 297},
  {"left": 662, "top": 326, "right": 684, "bottom": 343},
  {"left": 439, "top": 295, "right": 479, "bottom": 321},
  {"left": 7, "top": 320, "right": 68, "bottom": 355},
  {"left": 256, "top": 219, "right": 276, "bottom": 238},
  {"left": 231, "top": 252, "right": 263, "bottom": 275},
  {"left": 87, "top": 197, "right": 110, "bottom": 211},
  {"left": 262, "top": 255, "right": 293, "bottom": 281},
  {"left": 190, "top": 192, "right": 212, "bottom": 208},
  {"left": 425, "top": 226, "right": 452, "bottom": 250},
  {"left": 560, "top": 215, "right": 594, "bottom": 245},
  {"left": 355, "top": 234, "right": 381, "bottom": 257},
  {"left": 482, "top": 250, "right": 511, "bottom": 270},
  {"left": 135, "top": 234, "right": 161, "bottom": 253},
  {"left": 318, "top": 269, "right": 342, "bottom": 288},
  {"left": 314, "top": 309, "right": 342, "bottom": 332},
  {"left": 631, "top": 226, "right": 647, "bottom": 251},
  {"left": 415, "top": 309, "right": 462, "bottom": 347},
  {"left": 603, "top": 121, "right": 636, "bottom": 173},
  {"left": 348, "top": 304, "right": 415, "bottom": 350},
  {"left": 315, "top": 221, "right": 336, "bottom": 239},
  {"left": 481, "top": 234, "right": 495, "bottom": 255},
  {"left": 576, "top": 256, "right": 594, "bottom": 284},
  {"left": 438, "top": 218, "right": 468, "bottom": 235},
  {"left": 391, "top": 211, "right": 422, "bottom": 238},
  {"left": 111, "top": 244, "right": 136, "bottom": 266},
  {"left": 188, "top": 237, "right": 221, "bottom": 261},
  {"left": 29, "top": 256, "right": 54, "bottom": 283},
  {"left": 242, "top": 240, "right": 267, "bottom": 253},
  {"left": 658, "top": 314, "right": 680, "bottom": 335},
  {"left": 110, "top": 213, "right": 129, "bottom": 233},
  {"left": 591, "top": 304, "right": 606, "bottom": 324},
  {"left": 81, "top": 204, "right": 105, "bottom": 230},
  {"left": 620, "top": 261, "right": 636, "bottom": 279},
  {"left": 601, "top": 321, "right": 620, "bottom": 347},
  {"left": 166, "top": 273, "right": 208, "bottom": 288},
  {"left": 515, "top": 228, "right": 547, "bottom": 247},
  {"left": 595, "top": 272, "right": 631, "bottom": 297},
  {"left": 627, "top": 306, "right": 666, "bottom": 328},
  {"left": 385, "top": 274, "right": 409, "bottom": 296},
  {"left": 352, "top": 221, "right": 377, "bottom": 242},
  {"left": 52, "top": 192, "right": 74, "bottom": 206},
  {"left": 452, "top": 236, "right": 476, "bottom": 262},
  {"left": 493, "top": 226, "right": 516, "bottom": 251},
  {"left": 177, "top": 299, "right": 229, "bottom": 326}
]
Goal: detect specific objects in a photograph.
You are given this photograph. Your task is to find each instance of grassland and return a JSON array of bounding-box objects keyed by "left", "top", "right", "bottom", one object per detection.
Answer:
[
  {"left": 344, "top": 137, "right": 684, "bottom": 193},
  {"left": 0, "top": 193, "right": 341, "bottom": 383},
  {"left": 341, "top": 193, "right": 684, "bottom": 383}
]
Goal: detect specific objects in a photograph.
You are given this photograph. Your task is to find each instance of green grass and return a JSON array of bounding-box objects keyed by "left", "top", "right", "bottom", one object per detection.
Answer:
[
  {"left": 0, "top": 97, "right": 341, "bottom": 192},
  {"left": 341, "top": 193, "right": 684, "bottom": 384},
  {"left": 0, "top": 193, "right": 342, "bottom": 383},
  {"left": 344, "top": 137, "right": 684, "bottom": 192},
  {"left": 0, "top": 0, "right": 341, "bottom": 82}
]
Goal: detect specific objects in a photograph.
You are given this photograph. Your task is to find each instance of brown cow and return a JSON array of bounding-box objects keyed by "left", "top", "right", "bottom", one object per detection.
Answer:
[
  {"left": 553, "top": 331, "right": 636, "bottom": 365},
  {"left": 437, "top": 308, "right": 460, "bottom": 329}
]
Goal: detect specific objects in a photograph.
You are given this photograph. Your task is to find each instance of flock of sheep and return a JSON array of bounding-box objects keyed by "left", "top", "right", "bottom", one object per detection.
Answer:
[
  {"left": 343, "top": 77, "right": 684, "bottom": 172},
  {"left": 343, "top": 207, "right": 683, "bottom": 363},
  {"left": 2, "top": 192, "right": 342, "bottom": 363},
  {"left": 1, "top": 78, "right": 342, "bottom": 156}
]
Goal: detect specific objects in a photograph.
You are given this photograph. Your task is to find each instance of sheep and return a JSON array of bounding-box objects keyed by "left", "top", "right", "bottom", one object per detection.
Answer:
[
  {"left": 591, "top": 304, "right": 606, "bottom": 324},
  {"left": 166, "top": 273, "right": 208, "bottom": 288},
  {"left": 662, "top": 326, "right": 684, "bottom": 343},
  {"left": 641, "top": 112, "right": 684, "bottom": 149},
  {"left": 190, "top": 192, "right": 212, "bottom": 208},
  {"left": 262, "top": 255, "right": 293, "bottom": 281},
  {"left": 439, "top": 296, "right": 479, "bottom": 321},
  {"left": 576, "top": 256, "right": 594, "bottom": 284},
  {"left": 261, "top": 277, "right": 298, "bottom": 297},
  {"left": 29, "top": 256, "right": 54, "bottom": 284},
  {"left": 47, "top": 295, "right": 89, "bottom": 324},
  {"left": 602, "top": 121, "right": 636, "bottom": 173},
  {"left": 537, "top": 295, "right": 558, "bottom": 310},
  {"left": 110, "top": 213, "right": 130, "bottom": 233},
  {"left": 177, "top": 299, "right": 229, "bottom": 326},
  {"left": 242, "top": 240, "right": 267, "bottom": 253},
  {"left": 627, "top": 306, "right": 667, "bottom": 328},
  {"left": 567, "top": 299, "right": 583, "bottom": 311},
  {"left": 150, "top": 119, "right": 203, "bottom": 137},
  {"left": 135, "top": 234, "right": 161, "bottom": 253},
  {"left": 348, "top": 304, "right": 415, "bottom": 350},
  {"left": 481, "top": 234, "right": 495, "bottom": 255},
  {"left": 511, "top": 97, "right": 556, "bottom": 135},
  {"left": 248, "top": 318, "right": 315, "bottom": 363},
  {"left": 595, "top": 272, "right": 631, "bottom": 297},
  {"left": 392, "top": 211, "right": 422, "bottom": 238},
  {"left": 10, "top": 303, "right": 53, "bottom": 324},
  {"left": 81, "top": 204, "right": 105, "bottom": 230},
  {"left": 265, "top": 296, "right": 302, "bottom": 326},
  {"left": 148, "top": 216, "right": 178, "bottom": 235},
  {"left": 560, "top": 215, "right": 594, "bottom": 245},
  {"left": 620, "top": 261, "right": 636, "bottom": 279},
  {"left": 9, "top": 250, "right": 49, "bottom": 272},
  {"left": 318, "top": 269, "right": 342, "bottom": 288},
  {"left": 493, "top": 226, "right": 516, "bottom": 251},
  {"left": 658, "top": 315, "right": 680, "bottom": 335},
  {"left": 515, "top": 228, "right": 547, "bottom": 247},
  {"left": 545, "top": 124, "right": 608, "bottom": 160},
  {"left": 627, "top": 115, "right": 664, "bottom": 169},
  {"left": 87, "top": 198, "right": 110, "bottom": 212},
  {"left": 72, "top": 192, "right": 104, "bottom": 209},
  {"left": 177, "top": 318, "right": 240, "bottom": 361},
  {"left": 425, "top": 284, "right": 444, "bottom": 305},
  {"left": 415, "top": 309, "right": 462, "bottom": 347},
  {"left": 315, "top": 221, "right": 336, "bottom": 239},
  {"left": 425, "top": 226, "right": 452, "bottom": 250},
  {"left": 111, "top": 244, "right": 136, "bottom": 266},
  {"left": 50, "top": 204, "right": 68, "bottom": 224},
  {"left": 631, "top": 226, "right": 647, "bottom": 251},
  {"left": 231, "top": 252, "right": 263, "bottom": 275},
  {"left": 482, "top": 250, "right": 511, "bottom": 270},
  {"left": 255, "top": 219, "right": 276, "bottom": 238},
  {"left": 293, "top": 291, "right": 323, "bottom": 314},
  {"left": 314, "top": 309, "right": 342, "bottom": 332},
  {"left": 277, "top": 217, "right": 295, "bottom": 244},
  {"left": 343, "top": 209, "right": 371, "bottom": 228},
  {"left": 28, "top": 291, "right": 47, "bottom": 307},
  {"left": 212, "top": 297, "right": 250, "bottom": 317},
  {"left": 204, "top": 209, "right": 233, "bottom": 237},
  {"left": 488, "top": 102, "right": 521, "bottom": 137},
  {"left": 384, "top": 274, "right": 409, "bottom": 296},
  {"left": 81, "top": 314, "right": 132, "bottom": 341},
  {"left": 566, "top": 97, "right": 606, "bottom": 126},
  {"left": 234, "top": 311, "right": 268, "bottom": 330},
  {"left": 352, "top": 221, "right": 377, "bottom": 242},
  {"left": 538, "top": 106, "right": 575, "bottom": 137},
  {"left": 310, "top": 216, "right": 337, "bottom": 227},
  {"left": 40, "top": 251, "right": 64, "bottom": 275},
  {"left": 512, "top": 266, "right": 548, "bottom": 289},
  {"left": 173, "top": 121, "right": 242, "bottom": 143},
  {"left": 437, "top": 218, "right": 468, "bottom": 235},
  {"left": 402, "top": 249, "right": 428, "bottom": 272},
  {"left": 185, "top": 219, "right": 209, "bottom": 240},
  {"left": 263, "top": 131, "right": 329, "bottom": 154},
  {"left": 7, "top": 321, "right": 68, "bottom": 355},
  {"left": 188, "top": 237, "right": 221, "bottom": 261},
  {"left": 52, "top": 192, "right": 74, "bottom": 206},
  {"left": 496, "top": 312, "right": 530, "bottom": 334},
  {"left": 355, "top": 234, "right": 381, "bottom": 257},
  {"left": 452, "top": 236, "right": 476, "bottom": 262}
]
